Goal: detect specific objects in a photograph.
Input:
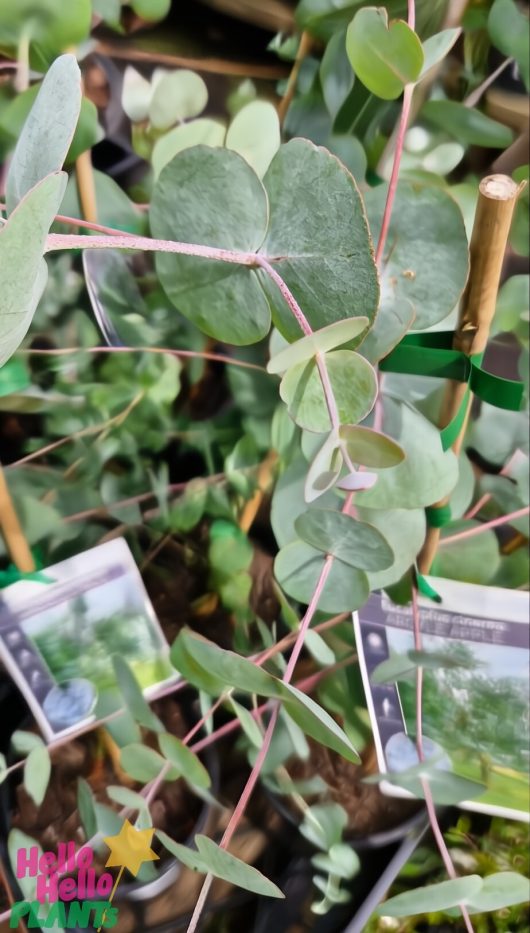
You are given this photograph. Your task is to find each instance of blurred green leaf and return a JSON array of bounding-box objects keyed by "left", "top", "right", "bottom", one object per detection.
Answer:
[
  {"left": 158, "top": 732, "right": 211, "bottom": 789},
  {"left": 23, "top": 745, "right": 51, "bottom": 806},
  {"left": 6, "top": 54, "right": 80, "bottom": 212},
  {"left": 421, "top": 99, "right": 513, "bottom": 148},
  {"left": 377, "top": 875, "right": 483, "bottom": 916},
  {"left": 113, "top": 656, "right": 164, "bottom": 733},
  {"left": 226, "top": 101, "right": 280, "bottom": 178},
  {"left": 320, "top": 29, "right": 354, "bottom": 119},
  {"left": 489, "top": 0, "right": 530, "bottom": 90}
]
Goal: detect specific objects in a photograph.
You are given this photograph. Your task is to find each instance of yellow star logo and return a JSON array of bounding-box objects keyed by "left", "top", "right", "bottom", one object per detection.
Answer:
[{"left": 103, "top": 819, "right": 159, "bottom": 877}]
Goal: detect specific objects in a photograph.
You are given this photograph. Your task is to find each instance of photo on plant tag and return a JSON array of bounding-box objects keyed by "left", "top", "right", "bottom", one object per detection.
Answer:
[
  {"left": 0, "top": 539, "right": 177, "bottom": 742},
  {"left": 354, "top": 580, "right": 530, "bottom": 821}
]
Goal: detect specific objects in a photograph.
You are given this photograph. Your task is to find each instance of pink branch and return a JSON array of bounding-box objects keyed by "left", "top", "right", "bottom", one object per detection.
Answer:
[
  {"left": 374, "top": 0, "right": 415, "bottom": 266},
  {"left": 439, "top": 506, "right": 529, "bottom": 546},
  {"left": 465, "top": 452, "right": 521, "bottom": 520},
  {"left": 22, "top": 344, "right": 265, "bottom": 372},
  {"left": 45, "top": 232, "right": 342, "bottom": 426},
  {"left": 254, "top": 255, "right": 312, "bottom": 337},
  {"left": 46, "top": 232, "right": 258, "bottom": 267},
  {"left": 411, "top": 588, "right": 474, "bottom": 933},
  {"left": 375, "top": 83, "right": 414, "bottom": 266}
]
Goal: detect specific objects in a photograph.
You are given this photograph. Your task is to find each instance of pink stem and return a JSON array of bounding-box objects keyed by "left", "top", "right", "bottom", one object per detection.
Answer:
[
  {"left": 46, "top": 232, "right": 258, "bottom": 266},
  {"left": 375, "top": 82, "right": 414, "bottom": 267},
  {"left": 374, "top": 0, "right": 415, "bottom": 267},
  {"left": 315, "top": 352, "right": 341, "bottom": 431},
  {"left": 254, "top": 255, "right": 312, "bottom": 337},
  {"left": 464, "top": 492, "right": 491, "bottom": 521},
  {"left": 439, "top": 506, "right": 529, "bottom": 546},
  {"left": 23, "top": 345, "right": 266, "bottom": 372},
  {"left": 44, "top": 234, "right": 343, "bottom": 427},
  {"left": 186, "top": 555, "right": 336, "bottom": 932},
  {"left": 411, "top": 588, "right": 475, "bottom": 933},
  {"left": 465, "top": 453, "right": 519, "bottom": 520}
]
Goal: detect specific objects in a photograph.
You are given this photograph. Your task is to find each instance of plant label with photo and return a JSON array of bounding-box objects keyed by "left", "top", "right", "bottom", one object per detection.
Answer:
[
  {"left": 0, "top": 539, "right": 177, "bottom": 742},
  {"left": 354, "top": 580, "right": 529, "bottom": 821}
]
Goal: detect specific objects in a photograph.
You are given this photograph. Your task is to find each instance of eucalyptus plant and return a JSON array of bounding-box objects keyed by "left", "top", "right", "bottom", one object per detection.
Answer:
[{"left": 0, "top": 1, "right": 528, "bottom": 929}]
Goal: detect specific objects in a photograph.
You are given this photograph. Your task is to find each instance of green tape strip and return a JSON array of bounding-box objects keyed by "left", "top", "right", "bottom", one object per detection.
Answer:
[
  {"left": 415, "top": 569, "right": 442, "bottom": 603},
  {"left": 425, "top": 504, "right": 452, "bottom": 528},
  {"left": 380, "top": 333, "right": 524, "bottom": 453},
  {"left": 438, "top": 386, "right": 470, "bottom": 451},
  {"left": 0, "top": 565, "right": 53, "bottom": 588},
  {"left": 380, "top": 332, "right": 524, "bottom": 416}
]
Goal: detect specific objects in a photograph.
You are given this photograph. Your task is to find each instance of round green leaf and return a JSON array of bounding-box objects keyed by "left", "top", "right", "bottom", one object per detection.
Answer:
[
  {"left": 377, "top": 875, "right": 483, "bottom": 918},
  {"left": 339, "top": 424, "right": 405, "bottom": 468},
  {"left": 355, "top": 400, "right": 459, "bottom": 509},
  {"left": 360, "top": 294, "right": 415, "bottom": 364},
  {"left": 432, "top": 521, "right": 501, "bottom": 585},
  {"left": 152, "top": 118, "right": 226, "bottom": 179},
  {"left": 149, "top": 70, "right": 208, "bottom": 129},
  {"left": 346, "top": 8, "right": 424, "bottom": 100},
  {"left": 272, "top": 454, "right": 340, "bottom": 547},
  {"left": 150, "top": 147, "right": 270, "bottom": 345},
  {"left": 280, "top": 349, "right": 377, "bottom": 432},
  {"left": 274, "top": 540, "right": 370, "bottom": 612},
  {"left": 326, "top": 134, "right": 367, "bottom": 182},
  {"left": 365, "top": 180, "right": 469, "bottom": 329},
  {"left": 358, "top": 506, "right": 426, "bottom": 589},
  {"left": 226, "top": 100, "right": 280, "bottom": 178},
  {"left": 122, "top": 66, "right": 152, "bottom": 123},
  {"left": 267, "top": 317, "right": 369, "bottom": 374},
  {"left": 295, "top": 508, "right": 394, "bottom": 570},
  {"left": 259, "top": 139, "right": 379, "bottom": 341}
]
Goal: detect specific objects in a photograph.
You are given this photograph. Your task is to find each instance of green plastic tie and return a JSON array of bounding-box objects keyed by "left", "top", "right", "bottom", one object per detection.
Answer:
[
  {"left": 425, "top": 504, "right": 452, "bottom": 528},
  {"left": 0, "top": 565, "right": 53, "bottom": 589},
  {"left": 414, "top": 568, "right": 442, "bottom": 603},
  {"left": 380, "top": 332, "right": 525, "bottom": 452}
]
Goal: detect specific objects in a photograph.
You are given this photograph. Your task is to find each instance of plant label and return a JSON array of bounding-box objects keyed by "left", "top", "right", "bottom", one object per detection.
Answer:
[
  {"left": 354, "top": 578, "right": 529, "bottom": 821},
  {"left": 0, "top": 538, "right": 177, "bottom": 742}
]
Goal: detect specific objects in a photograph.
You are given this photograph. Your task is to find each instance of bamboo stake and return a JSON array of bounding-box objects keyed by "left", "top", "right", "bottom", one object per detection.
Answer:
[
  {"left": 0, "top": 466, "right": 35, "bottom": 572},
  {"left": 417, "top": 173, "right": 524, "bottom": 574},
  {"left": 75, "top": 148, "right": 98, "bottom": 225}
]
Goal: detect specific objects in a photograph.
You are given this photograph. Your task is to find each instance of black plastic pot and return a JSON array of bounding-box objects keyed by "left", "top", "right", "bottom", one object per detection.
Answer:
[{"left": 0, "top": 685, "right": 220, "bottom": 933}]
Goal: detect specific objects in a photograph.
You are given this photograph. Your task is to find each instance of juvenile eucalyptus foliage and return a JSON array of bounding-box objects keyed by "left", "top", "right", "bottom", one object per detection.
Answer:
[{"left": 0, "top": 0, "right": 528, "bottom": 919}]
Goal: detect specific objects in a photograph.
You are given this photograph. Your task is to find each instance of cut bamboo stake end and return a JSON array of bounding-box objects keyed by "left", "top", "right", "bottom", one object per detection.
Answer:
[{"left": 417, "top": 173, "right": 523, "bottom": 575}]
